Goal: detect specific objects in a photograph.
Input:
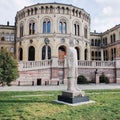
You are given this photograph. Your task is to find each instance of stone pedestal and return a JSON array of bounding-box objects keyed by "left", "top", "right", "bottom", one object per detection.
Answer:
[
  {"left": 58, "top": 91, "right": 89, "bottom": 104},
  {"left": 96, "top": 74, "right": 99, "bottom": 84}
]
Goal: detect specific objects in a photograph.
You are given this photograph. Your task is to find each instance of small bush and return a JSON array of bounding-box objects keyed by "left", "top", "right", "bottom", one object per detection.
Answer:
[
  {"left": 77, "top": 75, "right": 88, "bottom": 84},
  {"left": 99, "top": 74, "right": 109, "bottom": 83}
]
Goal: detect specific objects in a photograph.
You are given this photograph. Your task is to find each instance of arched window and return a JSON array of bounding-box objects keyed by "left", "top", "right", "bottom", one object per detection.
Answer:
[
  {"left": 59, "top": 19, "right": 67, "bottom": 34},
  {"left": 43, "top": 19, "right": 51, "bottom": 33},
  {"left": 35, "top": 8, "right": 38, "bottom": 14},
  {"left": 50, "top": 6, "right": 53, "bottom": 13},
  {"left": 84, "top": 26, "right": 88, "bottom": 39},
  {"left": 27, "top": 9, "right": 30, "bottom": 16},
  {"left": 45, "top": 6, "right": 49, "bottom": 14},
  {"left": 75, "top": 47, "right": 80, "bottom": 60},
  {"left": 91, "top": 39, "right": 94, "bottom": 46},
  {"left": 58, "top": 46, "right": 66, "bottom": 60},
  {"left": 113, "top": 34, "right": 116, "bottom": 42},
  {"left": 20, "top": 23, "right": 24, "bottom": 37},
  {"left": 31, "top": 8, "right": 33, "bottom": 15},
  {"left": 84, "top": 49, "right": 88, "bottom": 60},
  {"left": 66, "top": 7, "right": 69, "bottom": 14},
  {"left": 74, "top": 22, "right": 80, "bottom": 36},
  {"left": 41, "top": 6, "right": 44, "bottom": 14},
  {"left": 57, "top": 6, "right": 60, "bottom": 14},
  {"left": 42, "top": 45, "right": 51, "bottom": 60},
  {"left": 28, "top": 46, "right": 35, "bottom": 61},
  {"left": 19, "top": 48, "right": 23, "bottom": 61},
  {"left": 29, "top": 21, "right": 35, "bottom": 35}
]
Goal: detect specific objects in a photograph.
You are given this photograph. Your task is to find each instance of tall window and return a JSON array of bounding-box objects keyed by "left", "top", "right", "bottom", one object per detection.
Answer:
[
  {"left": 29, "top": 21, "right": 35, "bottom": 35},
  {"left": 84, "top": 49, "right": 88, "bottom": 60},
  {"left": 42, "top": 45, "right": 51, "bottom": 60},
  {"left": 19, "top": 48, "right": 23, "bottom": 61},
  {"left": 20, "top": 23, "right": 24, "bottom": 37},
  {"left": 59, "top": 20, "right": 67, "bottom": 34},
  {"left": 1, "top": 32, "right": 5, "bottom": 41},
  {"left": 84, "top": 27, "right": 88, "bottom": 39},
  {"left": 74, "top": 22, "right": 80, "bottom": 36},
  {"left": 28, "top": 46, "right": 35, "bottom": 61},
  {"left": 6, "top": 33, "right": 10, "bottom": 41},
  {"left": 43, "top": 19, "right": 51, "bottom": 33},
  {"left": 91, "top": 39, "right": 94, "bottom": 46},
  {"left": 11, "top": 33, "right": 14, "bottom": 41}
]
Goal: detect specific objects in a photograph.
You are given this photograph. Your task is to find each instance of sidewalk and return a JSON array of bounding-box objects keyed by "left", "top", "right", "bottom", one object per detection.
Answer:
[{"left": 0, "top": 84, "right": 120, "bottom": 91}]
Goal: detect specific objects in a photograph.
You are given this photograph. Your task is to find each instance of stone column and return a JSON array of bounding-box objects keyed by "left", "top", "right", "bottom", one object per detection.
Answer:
[
  {"left": 95, "top": 74, "right": 99, "bottom": 84},
  {"left": 101, "top": 49, "right": 104, "bottom": 61}
]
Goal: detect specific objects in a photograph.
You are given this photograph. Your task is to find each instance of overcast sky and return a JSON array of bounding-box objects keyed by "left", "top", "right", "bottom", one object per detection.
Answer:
[{"left": 0, "top": 0, "right": 120, "bottom": 32}]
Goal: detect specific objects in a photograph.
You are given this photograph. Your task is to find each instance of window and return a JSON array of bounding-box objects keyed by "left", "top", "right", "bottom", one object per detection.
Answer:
[
  {"left": 84, "top": 49, "right": 88, "bottom": 60},
  {"left": 43, "top": 19, "right": 51, "bottom": 33},
  {"left": 11, "top": 33, "right": 14, "bottom": 41},
  {"left": 84, "top": 27, "right": 88, "bottom": 38},
  {"left": 29, "top": 21, "right": 35, "bottom": 35},
  {"left": 91, "top": 39, "right": 94, "bottom": 46},
  {"left": 113, "top": 34, "right": 116, "bottom": 42},
  {"left": 74, "top": 22, "right": 80, "bottom": 36},
  {"left": 28, "top": 46, "right": 35, "bottom": 61},
  {"left": 1, "top": 32, "right": 5, "bottom": 41},
  {"left": 19, "top": 48, "right": 23, "bottom": 61},
  {"left": 10, "top": 47, "right": 14, "bottom": 53},
  {"left": 59, "top": 19, "right": 67, "bottom": 34},
  {"left": 20, "top": 23, "right": 24, "bottom": 37},
  {"left": 42, "top": 45, "right": 51, "bottom": 60},
  {"left": 6, "top": 33, "right": 10, "bottom": 41}
]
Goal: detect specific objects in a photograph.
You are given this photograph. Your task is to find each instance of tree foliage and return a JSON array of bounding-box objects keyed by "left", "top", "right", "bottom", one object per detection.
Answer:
[{"left": 0, "top": 48, "right": 18, "bottom": 86}]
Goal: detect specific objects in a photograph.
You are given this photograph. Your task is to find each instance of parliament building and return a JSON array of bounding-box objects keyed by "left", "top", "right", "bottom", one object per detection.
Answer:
[{"left": 0, "top": 3, "right": 120, "bottom": 85}]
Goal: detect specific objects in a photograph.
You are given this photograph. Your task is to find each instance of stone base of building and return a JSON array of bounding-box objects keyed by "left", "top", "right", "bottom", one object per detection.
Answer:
[
  {"left": 116, "top": 78, "right": 120, "bottom": 84},
  {"left": 58, "top": 91, "right": 89, "bottom": 104}
]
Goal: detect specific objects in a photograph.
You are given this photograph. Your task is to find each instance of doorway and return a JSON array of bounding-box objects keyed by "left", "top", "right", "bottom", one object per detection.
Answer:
[{"left": 37, "top": 79, "right": 41, "bottom": 85}]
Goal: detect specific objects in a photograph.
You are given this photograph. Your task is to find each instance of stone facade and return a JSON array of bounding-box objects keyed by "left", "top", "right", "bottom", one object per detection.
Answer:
[
  {"left": 0, "top": 22, "right": 15, "bottom": 55},
  {"left": 0, "top": 3, "right": 120, "bottom": 85},
  {"left": 15, "top": 3, "right": 91, "bottom": 61}
]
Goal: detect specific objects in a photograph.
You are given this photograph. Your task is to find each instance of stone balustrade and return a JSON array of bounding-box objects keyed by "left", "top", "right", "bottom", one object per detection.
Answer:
[
  {"left": 18, "top": 60, "right": 52, "bottom": 71},
  {"left": 18, "top": 59, "right": 115, "bottom": 71},
  {"left": 78, "top": 60, "right": 115, "bottom": 68}
]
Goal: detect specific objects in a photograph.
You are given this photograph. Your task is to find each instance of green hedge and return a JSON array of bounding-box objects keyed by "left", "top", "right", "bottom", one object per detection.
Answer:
[
  {"left": 77, "top": 75, "right": 88, "bottom": 84},
  {"left": 99, "top": 74, "right": 109, "bottom": 83}
]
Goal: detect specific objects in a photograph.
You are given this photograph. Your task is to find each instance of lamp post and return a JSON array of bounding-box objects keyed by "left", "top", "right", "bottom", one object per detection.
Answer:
[{"left": 44, "top": 38, "right": 49, "bottom": 60}]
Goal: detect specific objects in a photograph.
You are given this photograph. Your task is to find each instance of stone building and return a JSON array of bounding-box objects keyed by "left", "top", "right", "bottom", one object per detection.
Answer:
[
  {"left": 15, "top": 3, "right": 91, "bottom": 62},
  {"left": 90, "top": 24, "right": 120, "bottom": 61},
  {"left": 0, "top": 3, "right": 120, "bottom": 85},
  {"left": 0, "top": 22, "right": 15, "bottom": 55}
]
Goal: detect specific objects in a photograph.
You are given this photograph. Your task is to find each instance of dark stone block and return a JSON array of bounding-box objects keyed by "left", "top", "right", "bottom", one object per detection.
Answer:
[{"left": 58, "top": 95, "right": 89, "bottom": 104}]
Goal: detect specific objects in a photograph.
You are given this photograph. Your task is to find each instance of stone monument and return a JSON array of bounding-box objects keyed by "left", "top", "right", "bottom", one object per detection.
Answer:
[{"left": 58, "top": 46, "right": 89, "bottom": 104}]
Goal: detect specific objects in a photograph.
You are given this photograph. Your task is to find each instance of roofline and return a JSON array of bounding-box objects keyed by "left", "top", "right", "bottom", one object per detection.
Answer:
[{"left": 17, "top": 2, "right": 90, "bottom": 16}]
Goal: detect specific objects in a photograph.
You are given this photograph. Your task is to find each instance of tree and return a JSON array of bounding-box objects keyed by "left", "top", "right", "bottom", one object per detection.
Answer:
[{"left": 0, "top": 48, "right": 18, "bottom": 86}]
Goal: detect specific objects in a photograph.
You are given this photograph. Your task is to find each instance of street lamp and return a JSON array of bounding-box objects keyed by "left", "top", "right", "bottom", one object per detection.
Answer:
[{"left": 44, "top": 38, "right": 50, "bottom": 60}]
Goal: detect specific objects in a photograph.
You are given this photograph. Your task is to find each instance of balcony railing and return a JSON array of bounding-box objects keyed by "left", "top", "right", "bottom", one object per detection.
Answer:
[{"left": 18, "top": 59, "right": 115, "bottom": 71}]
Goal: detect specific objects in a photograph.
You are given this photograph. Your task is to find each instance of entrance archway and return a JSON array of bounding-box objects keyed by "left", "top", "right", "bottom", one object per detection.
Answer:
[{"left": 58, "top": 45, "right": 66, "bottom": 59}]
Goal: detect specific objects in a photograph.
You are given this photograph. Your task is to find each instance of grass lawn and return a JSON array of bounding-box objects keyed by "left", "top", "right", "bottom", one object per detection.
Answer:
[{"left": 0, "top": 89, "right": 120, "bottom": 120}]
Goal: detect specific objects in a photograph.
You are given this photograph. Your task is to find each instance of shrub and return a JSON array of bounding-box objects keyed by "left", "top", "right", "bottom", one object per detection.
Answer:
[
  {"left": 99, "top": 74, "right": 109, "bottom": 83},
  {"left": 77, "top": 75, "right": 88, "bottom": 84}
]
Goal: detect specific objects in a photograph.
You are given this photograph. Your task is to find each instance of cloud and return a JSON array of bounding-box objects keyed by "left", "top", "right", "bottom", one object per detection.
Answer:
[{"left": 102, "top": 6, "right": 113, "bottom": 16}]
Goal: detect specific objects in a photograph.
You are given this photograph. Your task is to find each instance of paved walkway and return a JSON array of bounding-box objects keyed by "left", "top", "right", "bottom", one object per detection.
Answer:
[{"left": 0, "top": 84, "right": 120, "bottom": 91}]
